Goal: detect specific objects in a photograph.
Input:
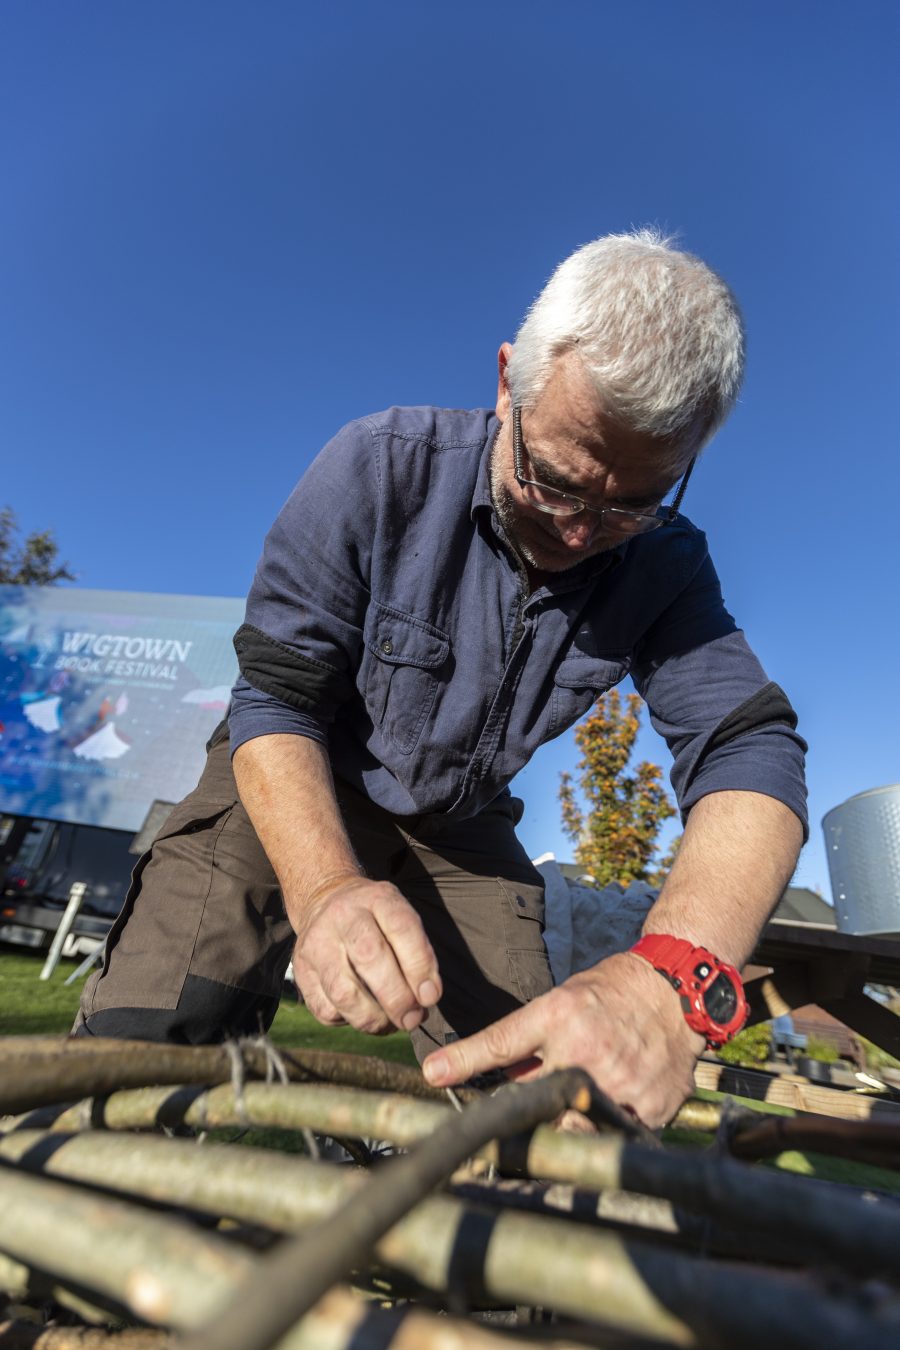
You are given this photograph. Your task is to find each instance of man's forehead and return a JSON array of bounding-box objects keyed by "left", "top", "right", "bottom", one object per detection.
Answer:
[{"left": 527, "top": 377, "right": 685, "bottom": 492}]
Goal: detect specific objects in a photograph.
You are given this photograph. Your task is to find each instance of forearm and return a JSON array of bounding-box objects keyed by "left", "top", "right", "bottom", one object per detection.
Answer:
[
  {"left": 232, "top": 732, "right": 361, "bottom": 930},
  {"left": 643, "top": 789, "right": 804, "bottom": 966}
]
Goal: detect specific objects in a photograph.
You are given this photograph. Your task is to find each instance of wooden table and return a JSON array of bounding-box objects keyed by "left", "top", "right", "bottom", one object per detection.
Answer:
[{"left": 745, "top": 918, "right": 900, "bottom": 1060}]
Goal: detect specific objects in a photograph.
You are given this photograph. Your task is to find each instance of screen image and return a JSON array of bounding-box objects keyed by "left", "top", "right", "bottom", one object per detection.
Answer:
[{"left": 0, "top": 586, "right": 245, "bottom": 832}]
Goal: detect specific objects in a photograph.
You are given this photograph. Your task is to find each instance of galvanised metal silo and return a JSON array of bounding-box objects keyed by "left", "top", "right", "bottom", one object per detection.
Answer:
[{"left": 823, "top": 785, "right": 900, "bottom": 935}]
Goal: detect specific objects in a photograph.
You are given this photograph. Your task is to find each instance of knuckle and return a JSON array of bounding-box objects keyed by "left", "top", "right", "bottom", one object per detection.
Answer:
[
  {"left": 375, "top": 890, "right": 419, "bottom": 928},
  {"left": 346, "top": 929, "right": 383, "bottom": 966},
  {"left": 326, "top": 976, "right": 359, "bottom": 1009},
  {"left": 377, "top": 983, "right": 415, "bottom": 1019},
  {"left": 484, "top": 1025, "right": 515, "bottom": 1061},
  {"left": 555, "top": 985, "right": 590, "bottom": 1024},
  {"left": 306, "top": 994, "right": 342, "bottom": 1025}
]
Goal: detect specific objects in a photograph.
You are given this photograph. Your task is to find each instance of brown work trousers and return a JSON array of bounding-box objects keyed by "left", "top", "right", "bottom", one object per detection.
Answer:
[{"left": 76, "top": 734, "right": 552, "bottom": 1063}]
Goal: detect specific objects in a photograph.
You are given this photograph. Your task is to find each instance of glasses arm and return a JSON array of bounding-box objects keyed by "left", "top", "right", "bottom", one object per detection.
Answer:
[{"left": 668, "top": 457, "right": 695, "bottom": 520}]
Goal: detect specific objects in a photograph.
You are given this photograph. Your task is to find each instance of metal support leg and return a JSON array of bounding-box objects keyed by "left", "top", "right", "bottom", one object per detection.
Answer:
[
  {"left": 39, "top": 882, "right": 87, "bottom": 981},
  {"left": 64, "top": 936, "right": 106, "bottom": 986}
]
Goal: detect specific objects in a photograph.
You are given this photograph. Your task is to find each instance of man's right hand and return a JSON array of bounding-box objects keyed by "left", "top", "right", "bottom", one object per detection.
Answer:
[
  {"left": 232, "top": 735, "right": 441, "bottom": 1035},
  {"left": 291, "top": 876, "right": 442, "bottom": 1035}
]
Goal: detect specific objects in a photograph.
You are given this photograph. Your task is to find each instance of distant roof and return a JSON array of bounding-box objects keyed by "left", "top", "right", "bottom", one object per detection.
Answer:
[
  {"left": 774, "top": 886, "right": 836, "bottom": 926},
  {"left": 557, "top": 862, "right": 599, "bottom": 885},
  {"left": 553, "top": 865, "right": 836, "bottom": 929}
]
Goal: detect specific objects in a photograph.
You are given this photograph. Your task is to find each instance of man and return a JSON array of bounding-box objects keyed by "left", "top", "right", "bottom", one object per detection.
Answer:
[{"left": 77, "top": 230, "right": 806, "bottom": 1127}]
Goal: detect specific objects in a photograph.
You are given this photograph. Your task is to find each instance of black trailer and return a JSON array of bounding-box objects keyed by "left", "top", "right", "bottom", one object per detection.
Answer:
[{"left": 0, "top": 813, "right": 135, "bottom": 955}]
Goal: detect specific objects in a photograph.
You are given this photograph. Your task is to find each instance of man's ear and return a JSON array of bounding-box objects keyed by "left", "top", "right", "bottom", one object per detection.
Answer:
[{"left": 495, "top": 343, "right": 513, "bottom": 420}]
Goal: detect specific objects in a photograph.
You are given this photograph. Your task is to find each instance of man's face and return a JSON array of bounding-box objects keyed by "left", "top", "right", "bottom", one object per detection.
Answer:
[{"left": 490, "top": 347, "right": 691, "bottom": 574}]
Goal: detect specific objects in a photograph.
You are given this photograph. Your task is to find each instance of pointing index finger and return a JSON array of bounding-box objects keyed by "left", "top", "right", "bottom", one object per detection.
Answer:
[{"left": 423, "top": 1002, "right": 543, "bottom": 1086}]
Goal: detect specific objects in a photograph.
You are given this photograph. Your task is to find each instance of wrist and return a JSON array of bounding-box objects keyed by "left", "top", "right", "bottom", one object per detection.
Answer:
[
  {"left": 291, "top": 870, "right": 364, "bottom": 926},
  {"left": 630, "top": 934, "right": 748, "bottom": 1049}
]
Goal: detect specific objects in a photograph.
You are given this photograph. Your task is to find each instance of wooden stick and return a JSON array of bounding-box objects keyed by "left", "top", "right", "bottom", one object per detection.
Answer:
[
  {"left": 3, "top": 1133, "right": 686, "bottom": 1341},
  {"left": 0, "top": 1324, "right": 167, "bottom": 1350},
  {"left": 0, "top": 1299, "right": 590, "bottom": 1350},
  {"left": 2, "top": 1130, "right": 895, "bottom": 1347},
  {"left": 0, "top": 1037, "right": 465, "bottom": 1115},
  {"left": 0, "top": 1253, "right": 127, "bottom": 1327},
  {"left": 0, "top": 1037, "right": 653, "bottom": 1142},
  {"left": 3, "top": 1081, "right": 453, "bottom": 1144},
  {"left": 728, "top": 1113, "right": 900, "bottom": 1168},
  {"left": 694, "top": 1059, "right": 900, "bottom": 1121},
  {"left": 0, "top": 1166, "right": 254, "bottom": 1328},
  {"left": 8, "top": 1081, "right": 900, "bottom": 1276},
  {"left": 275, "top": 1286, "right": 592, "bottom": 1350},
  {"left": 176, "top": 1069, "right": 597, "bottom": 1350},
  {"left": 674, "top": 1097, "right": 900, "bottom": 1170}
]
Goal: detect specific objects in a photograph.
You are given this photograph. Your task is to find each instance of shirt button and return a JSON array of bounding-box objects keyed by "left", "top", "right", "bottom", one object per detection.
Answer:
[{"left": 381, "top": 639, "right": 393, "bottom": 655}]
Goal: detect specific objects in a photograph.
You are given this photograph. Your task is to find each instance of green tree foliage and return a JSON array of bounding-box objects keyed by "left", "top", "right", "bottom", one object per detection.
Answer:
[
  {"left": 804, "top": 1034, "right": 839, "bottom": 1065},
  {"left": 648, "top": 831, "right": 682, "bottom": 888},
  {"left": 0, "top": 506, "right": 75, "bottom": 585},
  {"left": 862, "top": 1038, "right": 900, "bottom": 1072},
  {"left": 861, "top": 994, "right": 900, "bottom": 1072},
  {"left": 716, "top": 1021, "right": 772, "bottom": 1067},
  {"left": 559, "top": 689, "right": 677, "bottom": 888}
]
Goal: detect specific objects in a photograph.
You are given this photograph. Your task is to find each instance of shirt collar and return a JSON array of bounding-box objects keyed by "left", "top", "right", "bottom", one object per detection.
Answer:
[{"left": 470, "top": 414, "right": 500, "bottom": 520}]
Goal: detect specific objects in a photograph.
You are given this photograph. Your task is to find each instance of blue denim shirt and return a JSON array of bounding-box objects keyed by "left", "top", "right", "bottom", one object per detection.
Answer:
[{"left": 230, "top": 406, "right": 807, "bottom": 832}]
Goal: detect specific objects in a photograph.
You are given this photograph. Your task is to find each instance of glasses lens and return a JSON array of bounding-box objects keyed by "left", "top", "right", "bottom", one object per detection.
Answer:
[
  {"left": 521, "top": 482, "right": 582, "bottom": 516},
  {"left": 602, "top": 509, "right": 662, "bottom": 535}
]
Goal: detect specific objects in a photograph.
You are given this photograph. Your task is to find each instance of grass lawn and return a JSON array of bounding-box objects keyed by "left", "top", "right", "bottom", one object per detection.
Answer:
[
  {"left": 3, "top": 945, "right": 898, "bottom": 1193},
  {"left": 0, "top": 945, "right": 415, "bottom": 1064}
]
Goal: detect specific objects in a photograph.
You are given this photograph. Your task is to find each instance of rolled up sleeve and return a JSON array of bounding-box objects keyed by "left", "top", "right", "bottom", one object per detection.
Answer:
[{"left": 229, "top": 419, "right": 378, "bottom": 756}]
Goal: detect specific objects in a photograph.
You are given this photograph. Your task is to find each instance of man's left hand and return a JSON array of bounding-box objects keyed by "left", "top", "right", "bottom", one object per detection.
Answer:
[{"left": 422, "top": 950, "right": 706, "bottom": 1128}]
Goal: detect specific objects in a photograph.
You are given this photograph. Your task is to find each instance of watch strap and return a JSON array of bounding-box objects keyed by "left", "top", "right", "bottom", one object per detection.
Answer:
[{"left": 630, "top": 933, "right": 748, "bottom": 1048}]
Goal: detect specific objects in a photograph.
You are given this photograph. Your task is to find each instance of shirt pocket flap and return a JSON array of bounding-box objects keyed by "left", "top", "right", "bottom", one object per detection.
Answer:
[
  {"left": 554, "top": 654, "right": 630, "bottom": 691},
  {"left": 365, "top": 602, "right": 450, "bottom": 669}
]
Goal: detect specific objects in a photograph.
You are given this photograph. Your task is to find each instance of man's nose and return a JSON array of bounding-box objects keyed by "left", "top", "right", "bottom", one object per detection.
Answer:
[{"left": 554, "top": 512, "right": 598, "bottom": 549}]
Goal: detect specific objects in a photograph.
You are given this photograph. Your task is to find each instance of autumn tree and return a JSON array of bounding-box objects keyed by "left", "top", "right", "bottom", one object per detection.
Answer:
[
  {"left": 559, "top": 688, "right": 677, "bottom": 888},
  {"left": 0, "top": 507, "right": 75, "bottom": 585}
]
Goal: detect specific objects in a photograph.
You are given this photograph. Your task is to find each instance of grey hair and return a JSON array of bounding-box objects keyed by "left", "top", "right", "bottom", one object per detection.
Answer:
[{"left": 506, "top": 229, "right": 745, "bottom": 452}]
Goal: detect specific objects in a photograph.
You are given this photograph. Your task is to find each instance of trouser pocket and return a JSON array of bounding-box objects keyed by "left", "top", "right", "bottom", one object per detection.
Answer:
[
  {"left": 499, "top": 879, "right": 553, "bottom": 1003},
  {"left": 85, "top": 802, "right": 235, "bottom": 1014}
]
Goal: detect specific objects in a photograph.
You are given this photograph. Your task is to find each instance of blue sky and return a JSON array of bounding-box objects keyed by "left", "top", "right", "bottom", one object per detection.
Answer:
[{"left": 2, "top": 1, "right": 898, "bottom": 897}]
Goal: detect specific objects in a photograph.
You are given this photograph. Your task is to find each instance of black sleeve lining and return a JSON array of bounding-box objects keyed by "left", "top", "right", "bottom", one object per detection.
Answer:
[
  {"left": 705, "top": 681, "right": 806, "bottom": 755},
  {"left": 233, "top": 623, "right": 352, "bottom": 715}
]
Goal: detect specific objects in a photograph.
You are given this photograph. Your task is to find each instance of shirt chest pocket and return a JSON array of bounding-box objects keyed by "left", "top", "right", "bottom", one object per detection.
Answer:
[
  {"left": 363, "top": 602, "right": 452, "bottom": 755},
  {"left": 548, "top": 652, "right": 631, "bottom": 739}
]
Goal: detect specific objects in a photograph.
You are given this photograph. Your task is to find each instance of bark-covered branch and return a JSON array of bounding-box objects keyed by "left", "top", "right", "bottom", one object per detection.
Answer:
[
  {"left": 7, "top": 1079, "right": 900, "bottom": 1279},
  {"left": 4, "top": 1039, "right": 900, "bottom": 1349},
  {"left": 727, "top": 1113, "right": 900, "bottom": 1168},
  {"left": 0, "top": 1038, "right": 468, "bottom": 1116},
  {"left": 3, "top": 1082, "right": 453, "bottom": 1145},
  {"left": 3, "top": 1129, "right": 898, "bottom": 1348},
  {"left": 0, "top": 1163, "right": 254, "bottom": 1329},
  {"left": 0, "top": 1324, "right": 168, "bottom": 1350},
  {"left": 177, "top": 1069, "right": 596, "bottom": 1350}
]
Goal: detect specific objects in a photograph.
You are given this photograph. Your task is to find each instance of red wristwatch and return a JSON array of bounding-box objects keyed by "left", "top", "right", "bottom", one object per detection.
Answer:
[{"left": 630, "top": 934, "right": 748, "bottom": 1049}]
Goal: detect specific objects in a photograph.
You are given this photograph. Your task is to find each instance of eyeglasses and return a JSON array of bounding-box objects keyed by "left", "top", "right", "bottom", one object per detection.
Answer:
[{"left": 512, "top": 405, "right": 694, "bottom": 535}]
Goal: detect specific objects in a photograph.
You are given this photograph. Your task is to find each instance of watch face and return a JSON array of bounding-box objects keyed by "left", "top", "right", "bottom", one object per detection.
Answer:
[{"left": 703, "top": 971, "right": 738, "bottom": 1025}]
